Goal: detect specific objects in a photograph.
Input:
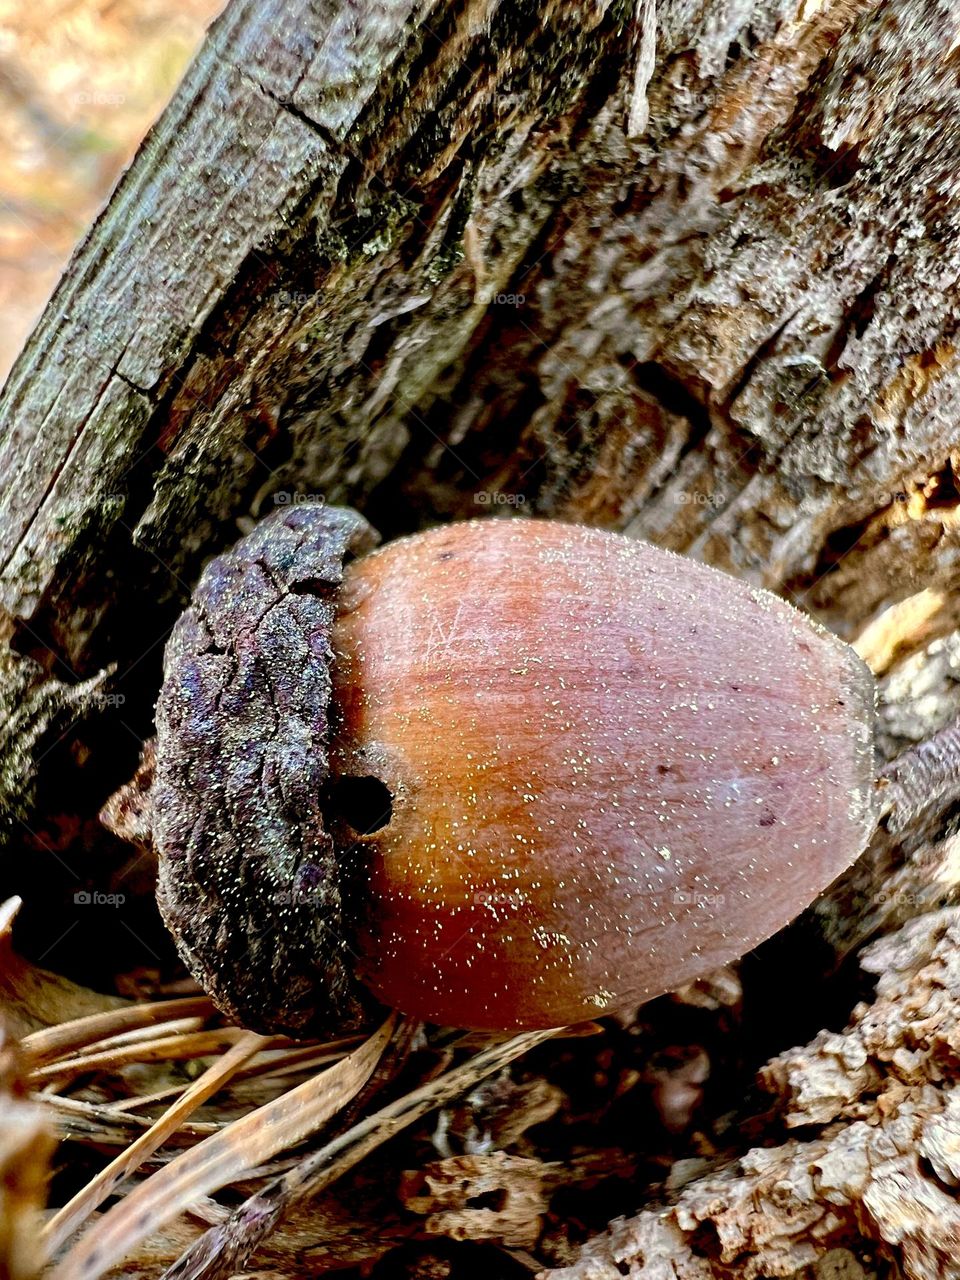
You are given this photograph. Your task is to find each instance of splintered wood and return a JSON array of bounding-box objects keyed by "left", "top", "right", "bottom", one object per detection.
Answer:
[{"left": 544, "top": 910, "right": 960, "bottom": 1280}]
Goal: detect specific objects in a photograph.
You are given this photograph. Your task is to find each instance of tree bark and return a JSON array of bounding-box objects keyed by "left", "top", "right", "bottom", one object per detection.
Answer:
[
  {"left": 4, "top": 0, "right": 960, "bottom": 790},
  {"left": 2, "top": 0, "right": 960, "bottom": 1274}
]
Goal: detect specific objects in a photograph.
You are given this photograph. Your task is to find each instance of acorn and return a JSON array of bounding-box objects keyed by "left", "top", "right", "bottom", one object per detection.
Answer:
[{"left": 151, "top": 505, "right": 878, "bottom": 1035}]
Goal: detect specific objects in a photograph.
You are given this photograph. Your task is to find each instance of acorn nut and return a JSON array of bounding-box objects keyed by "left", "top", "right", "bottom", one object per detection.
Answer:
[{"left": 152, "top": 505, "right": 878, "bottom": 1035}]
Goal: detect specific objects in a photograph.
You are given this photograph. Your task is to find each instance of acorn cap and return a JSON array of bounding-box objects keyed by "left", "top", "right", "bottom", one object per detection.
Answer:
[{"left": 152, "top": 504, "right": 379, "bottom": 1036}]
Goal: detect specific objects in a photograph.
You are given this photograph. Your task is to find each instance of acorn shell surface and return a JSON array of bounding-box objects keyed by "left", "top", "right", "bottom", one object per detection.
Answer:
[{"left": 330, "top": 519, "right": 878, "bottom": 1030}]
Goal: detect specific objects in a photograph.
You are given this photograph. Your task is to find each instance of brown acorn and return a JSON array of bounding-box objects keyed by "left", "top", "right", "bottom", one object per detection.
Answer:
[
  {"left": 151, "top": 507, "right": 878, "bottom": 1035},
  {"left": 329, "top": 518, "right": 877, "bottom": 1029}
]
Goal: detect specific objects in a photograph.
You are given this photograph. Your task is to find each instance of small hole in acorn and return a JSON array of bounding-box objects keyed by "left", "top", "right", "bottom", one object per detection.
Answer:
[{"left": 329, "top": 775, "right": 394, "bottom": 834}]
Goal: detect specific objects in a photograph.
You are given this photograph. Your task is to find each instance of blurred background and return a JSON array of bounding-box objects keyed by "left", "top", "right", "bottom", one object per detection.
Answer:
[{"left": 0, "top": 0, "right": 223, "bottom": 383}]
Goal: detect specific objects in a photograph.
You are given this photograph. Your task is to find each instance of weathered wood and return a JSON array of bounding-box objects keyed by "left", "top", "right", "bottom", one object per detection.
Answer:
[
  {"left": 0, "top": 0, "right": 651, "bottom": 840},
  {"left": 4, "top": 0, "right": 960, "bottom": 1275},
  {"left": 0, "top": 0, "right": 641, "bottom": 647},
  {"left": 544, "top": 905, "right": 960, "bottom": 1280},
  {"left": 3, "top": 0, "right": 959, "bottom": 706}
]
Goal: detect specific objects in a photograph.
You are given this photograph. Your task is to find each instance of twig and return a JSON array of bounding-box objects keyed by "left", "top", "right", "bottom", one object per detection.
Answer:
[
  {"left": 879, "top": 716, "right": 960, "bottom": 836},
  {"left": 42, "top": 1030, "right": 268, "bottom": 1257},
  {"left": 21, "top": 997, "right": 213, "bottom": 1067},
  {"left": 30, "top": 1028, "right": 253, "bottom": 1087},
  {"left": 328, "top": 1015, "right": 422, "bottom": 1137},
  {"left": 41, "top": 1093, "right": 218, "bottom": 1145},
  {"left": 627, "top": 0, "right": 657, "bottom": 137},
  {"left": 160, "top": 1027, "right": 558, "bottom": 1280},
  {"left": 46, "top": 1016, "right": 395, "bottom": 1280}
]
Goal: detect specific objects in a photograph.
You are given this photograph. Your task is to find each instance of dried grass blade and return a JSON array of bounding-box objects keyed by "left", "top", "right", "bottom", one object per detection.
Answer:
[
  {"left": 59, "top": 1018, "right": 209, "bottom": 1059},
  {"left": 46, "top": 1015, "right": 394, "bottom": 1280},
  {"left": 43, "top": 1030, "right": 269, "bottom": 1257},
  {"left": 21, "top": 999, "right": 214, "bottom": 1067},
  {"left": 627, "top": 0, "right": 657, "bottom": 136},
  {"left": 160, "top": 1027, "right": 557, "bottom": 1280},
  {"left": 44, "top": 1095, "right": 217, "bottom": 1146},
  {"left": 30, "top": 1029, "right": 250, "bottom": 1086}
]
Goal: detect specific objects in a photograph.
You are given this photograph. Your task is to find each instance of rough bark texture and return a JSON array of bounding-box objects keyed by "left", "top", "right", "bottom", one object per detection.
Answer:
[
  {"left": 3, "top": 0, "right": 960, "bottom": 1276},
  {"left": 6, "top": 0, "right": 960, "bottom": 671},
  {"left": 544, "top": 907, "right": 960, "bottom": 1280}
]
